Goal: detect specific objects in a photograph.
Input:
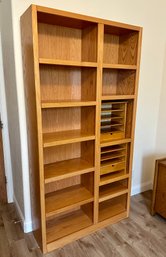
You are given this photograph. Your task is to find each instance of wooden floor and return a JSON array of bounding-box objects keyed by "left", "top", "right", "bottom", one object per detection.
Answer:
[{"left": 1, "top": 191, "right": 166, "bottom": 257}]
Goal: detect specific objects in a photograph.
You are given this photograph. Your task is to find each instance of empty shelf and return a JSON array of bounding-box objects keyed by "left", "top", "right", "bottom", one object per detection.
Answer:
[{"left": 45, "top": 185, "right": 93, "bottom": 218}]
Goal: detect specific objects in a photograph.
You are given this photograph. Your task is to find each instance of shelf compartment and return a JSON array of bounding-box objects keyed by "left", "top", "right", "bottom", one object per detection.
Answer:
[
  {"left": 40, "top": 65, "right": 97, "bottom": 102},
  {"left": 103, "top": 25, "right": 138, "bottom": 65},
  {"left": 99, "top": 179, "right": 128, "bottom": 202},
  {"left": 42, "top": 106, "right": 95, "bottom": 147},
  {"left": 44, "top": 140, "right": 95, "bottom": 182},
  {"left": 46, "top": 202, "right": 93, "bottom": 243},
  {"left": 102, "top": 69, "right": 136, "bottom": 96},
  {"left": 45, "top": 184, "right": 93, "bottom": 218},
  {"left": 99, "top": 194, "right": 127, "bottom": 222},
  {"left": 100, "top": 171, "right": 129, "bottom": 186},
  {"left": 101, "top": 101, "right": 127, "bottom": 143},
  {"left": 101, "top": 143, "right": 126, "bottom": 162},
  {"left": 38, "top": 19, "right": 98, "bottom": 63},
  {"left": 45, "top": 158, "right": 94, "bottom": 183}
]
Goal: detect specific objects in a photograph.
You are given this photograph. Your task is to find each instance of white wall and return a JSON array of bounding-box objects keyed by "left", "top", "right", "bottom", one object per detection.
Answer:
[
  {"left": 0, "top": 0, "right": 24, "bottom": 214},
  {"left": 0, "top": 30, "right": 13, "bottom": 203},
  {"left": 8, "top": 0, "right": 166, "bottom": 231}
]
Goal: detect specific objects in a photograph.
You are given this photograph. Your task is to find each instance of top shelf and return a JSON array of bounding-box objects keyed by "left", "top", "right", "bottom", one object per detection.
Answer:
[
  {"left": 39, "top": 58, "right": 98, "bottom": 67},
  {"left": 103, "top": 64, "right": 137, "bottom": 70}
]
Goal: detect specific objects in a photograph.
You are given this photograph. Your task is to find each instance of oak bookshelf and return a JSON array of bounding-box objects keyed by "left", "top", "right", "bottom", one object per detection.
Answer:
[{"left": 21, "top": 5, "right": 142, "bottom": 253}]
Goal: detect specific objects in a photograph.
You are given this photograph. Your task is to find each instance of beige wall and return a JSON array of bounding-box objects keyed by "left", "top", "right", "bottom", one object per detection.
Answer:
[
  {"left": 1, "top": 0, "right": 24, "bottom": 214},
  {"left": 4, "top": 0, "right": 166, "bottom": 231}
]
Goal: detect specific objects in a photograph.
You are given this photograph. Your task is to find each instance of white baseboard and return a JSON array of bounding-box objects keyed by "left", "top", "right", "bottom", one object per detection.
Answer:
[
  {"left": 13, "top": 194, "right": 33, "bottom": 233},
  {"left": 131, "top": 181, "right": 153, "bottom": 196}
]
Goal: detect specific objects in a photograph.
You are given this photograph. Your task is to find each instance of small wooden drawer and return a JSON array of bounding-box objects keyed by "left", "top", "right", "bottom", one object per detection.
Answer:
[
  {"left": 101, "top": 161, "right": 126, "bottom": 175},
  {"left": 101, "top": 131, "right": 125, "bottom": 142}
]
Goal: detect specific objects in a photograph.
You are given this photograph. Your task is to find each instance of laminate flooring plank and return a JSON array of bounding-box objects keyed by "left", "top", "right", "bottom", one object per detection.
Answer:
[
  {"left": 0, "top": 212, "right": 10, "bottom": 257},
  {"left": 112, "top": 218, "right": 166, "bottom": 257},
  {"left": 1, "top": 191, "right": 166, "bottom": 257}
]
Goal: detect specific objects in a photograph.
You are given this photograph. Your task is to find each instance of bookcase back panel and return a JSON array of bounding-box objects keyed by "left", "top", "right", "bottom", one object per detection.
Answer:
[
  {"left": 119, "top": 32, "right": 138, "bottom": 65},
  {"left": 38, "top": 23, "right": 97, "bottom": 62},
  {"left": 40, "top": 66, "right": 97, "bottom": 101},
  {"left": 45, "top": 172, "right": 94, "bottom": 194},
  {"left": 38, "top": 23, "right": 82, "bottom": 61},
  {"left": 44, "top": 143, "right": 81, "bottom": 164},
  {"left": 45, "top": 176, "right": 80, "bottom": 193},
  {"left": 103, "top": 34, "right": 119, "bottom": 64},
  {"left": 42, "top": 107, "right": 81, "bottom": 133},
  {"left": 103, "top": 26, "right": 138, "bottom": 65},
  {"left": 42, "top": 107, "right": 95, "bottom": 134},
  {"left": 102, "top": 69, "right": 136, "bottom": 96}
]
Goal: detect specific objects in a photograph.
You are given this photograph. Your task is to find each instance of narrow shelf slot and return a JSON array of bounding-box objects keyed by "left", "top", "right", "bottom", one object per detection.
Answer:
[
  {"left": 99, "top": 194, "right": 127, "bottom": 222},
  {"left": 100, "top": 171, "right": 129, "bottom": 186},
  {"left": 99, "top": 179, "right": 128, "bottom": 202},
  {"left": 46, "top": 204, "right": 93, "bottom": 243},
  {"left": 45, "top": 184, "right": 93, "bottom": 217},
  {"left": 45, "top": 158, "right": 94, "bottom": 183}
]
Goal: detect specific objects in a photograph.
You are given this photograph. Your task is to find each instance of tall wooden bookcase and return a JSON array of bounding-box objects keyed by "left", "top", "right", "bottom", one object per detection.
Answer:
[{"left": 21, "top": 5, "right": 142, "bottom": 253}]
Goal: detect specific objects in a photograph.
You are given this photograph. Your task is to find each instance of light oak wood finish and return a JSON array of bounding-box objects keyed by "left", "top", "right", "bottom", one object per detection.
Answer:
[
  {"left": 151, "top": 158, "right": 166, "bottom": 217},
  {"left": 45, "top": 184, "right": 94, "bottom": 218},
  {"left": 21, "top": 5, "right": 142, "bottom": 253},
  {"left": 3, "top": 192, "right": 166, "bottom": 257}
]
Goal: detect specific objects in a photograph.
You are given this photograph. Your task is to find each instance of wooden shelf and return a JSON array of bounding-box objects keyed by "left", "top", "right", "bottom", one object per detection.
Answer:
[
  {"left": 39, "top": 58, "right": 98, "bottom": 67},
  {"left": 99, "top": 195, "right": 127, "bottom": 222},
  {"left": 46, "top": 209, "right": 93, "bottom": 243},
  {"left": 103, "top": 64, "right": 137, "bottom": 70},
  {"left": 44, "top": 158, "right": 94, "bottom": 183},
  {"left": 41, "top": 101, "right": 96, "bottom": 108},
  {"left": 102, "top": 95, "right": 136, "bottom": 100},
  {"left": 99, "top": 182, "right": 128, "bottom": 202},
  {"left": 45, "top": 185, "right": 93, "bottom": 218},
  {"left": 43, "top": 130, "right": 95, "bottom": 147},
  {"left": 100, "top": 172, "right": 129, "bottom": 186},
  {"left": 101, "top": 138, "right": 132, "bottom": 147}
]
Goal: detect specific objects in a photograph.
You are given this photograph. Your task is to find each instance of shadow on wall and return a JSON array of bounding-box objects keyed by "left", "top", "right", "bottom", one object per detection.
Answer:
[
  {"left": 141, "top": 154, "right": 155, "bottom": 190},
  {"left": 155, "top": 44, "right": 166, "bottom": 157}
]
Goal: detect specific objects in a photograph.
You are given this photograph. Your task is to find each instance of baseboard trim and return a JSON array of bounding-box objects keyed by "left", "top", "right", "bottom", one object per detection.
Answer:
[
  {"left": 131, "top": 181, "right": 153, "bottom": 196},
  {"left": 13, "top": 194, "right": 33, "bottom": 233}
]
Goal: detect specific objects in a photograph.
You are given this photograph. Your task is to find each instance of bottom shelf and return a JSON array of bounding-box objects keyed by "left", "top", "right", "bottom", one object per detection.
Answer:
[
  {"left": 46, "top": 204, "right": 93, "bottom": 243},
  {"left": 99, "top": 194, "right": 127, "bottom": 222}
]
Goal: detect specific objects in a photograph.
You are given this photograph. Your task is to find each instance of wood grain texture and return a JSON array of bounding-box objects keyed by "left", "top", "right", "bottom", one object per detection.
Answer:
[
  {"left": 151, "top": 159, "right": 166, "bottom": 217},
  {"left": 45, "top": 184, "right": 93, "bottom": 218},
  {"left": 3, "top": 192, "right": 166, "bottom": 257},
  {"left": 0, "top": 126, "right": 7, "bottom": 203},
  {"left": 21, "top": 5, "right": 142, "bottom": 252}
]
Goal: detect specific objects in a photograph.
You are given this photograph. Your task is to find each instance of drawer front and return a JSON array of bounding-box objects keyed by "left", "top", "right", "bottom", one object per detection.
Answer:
[
  {"left": 101, "top": 131, "right": 125, "bottom": 143},
  {"left": 100, "top": 162, "right": 126, "bottom": 175}
]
